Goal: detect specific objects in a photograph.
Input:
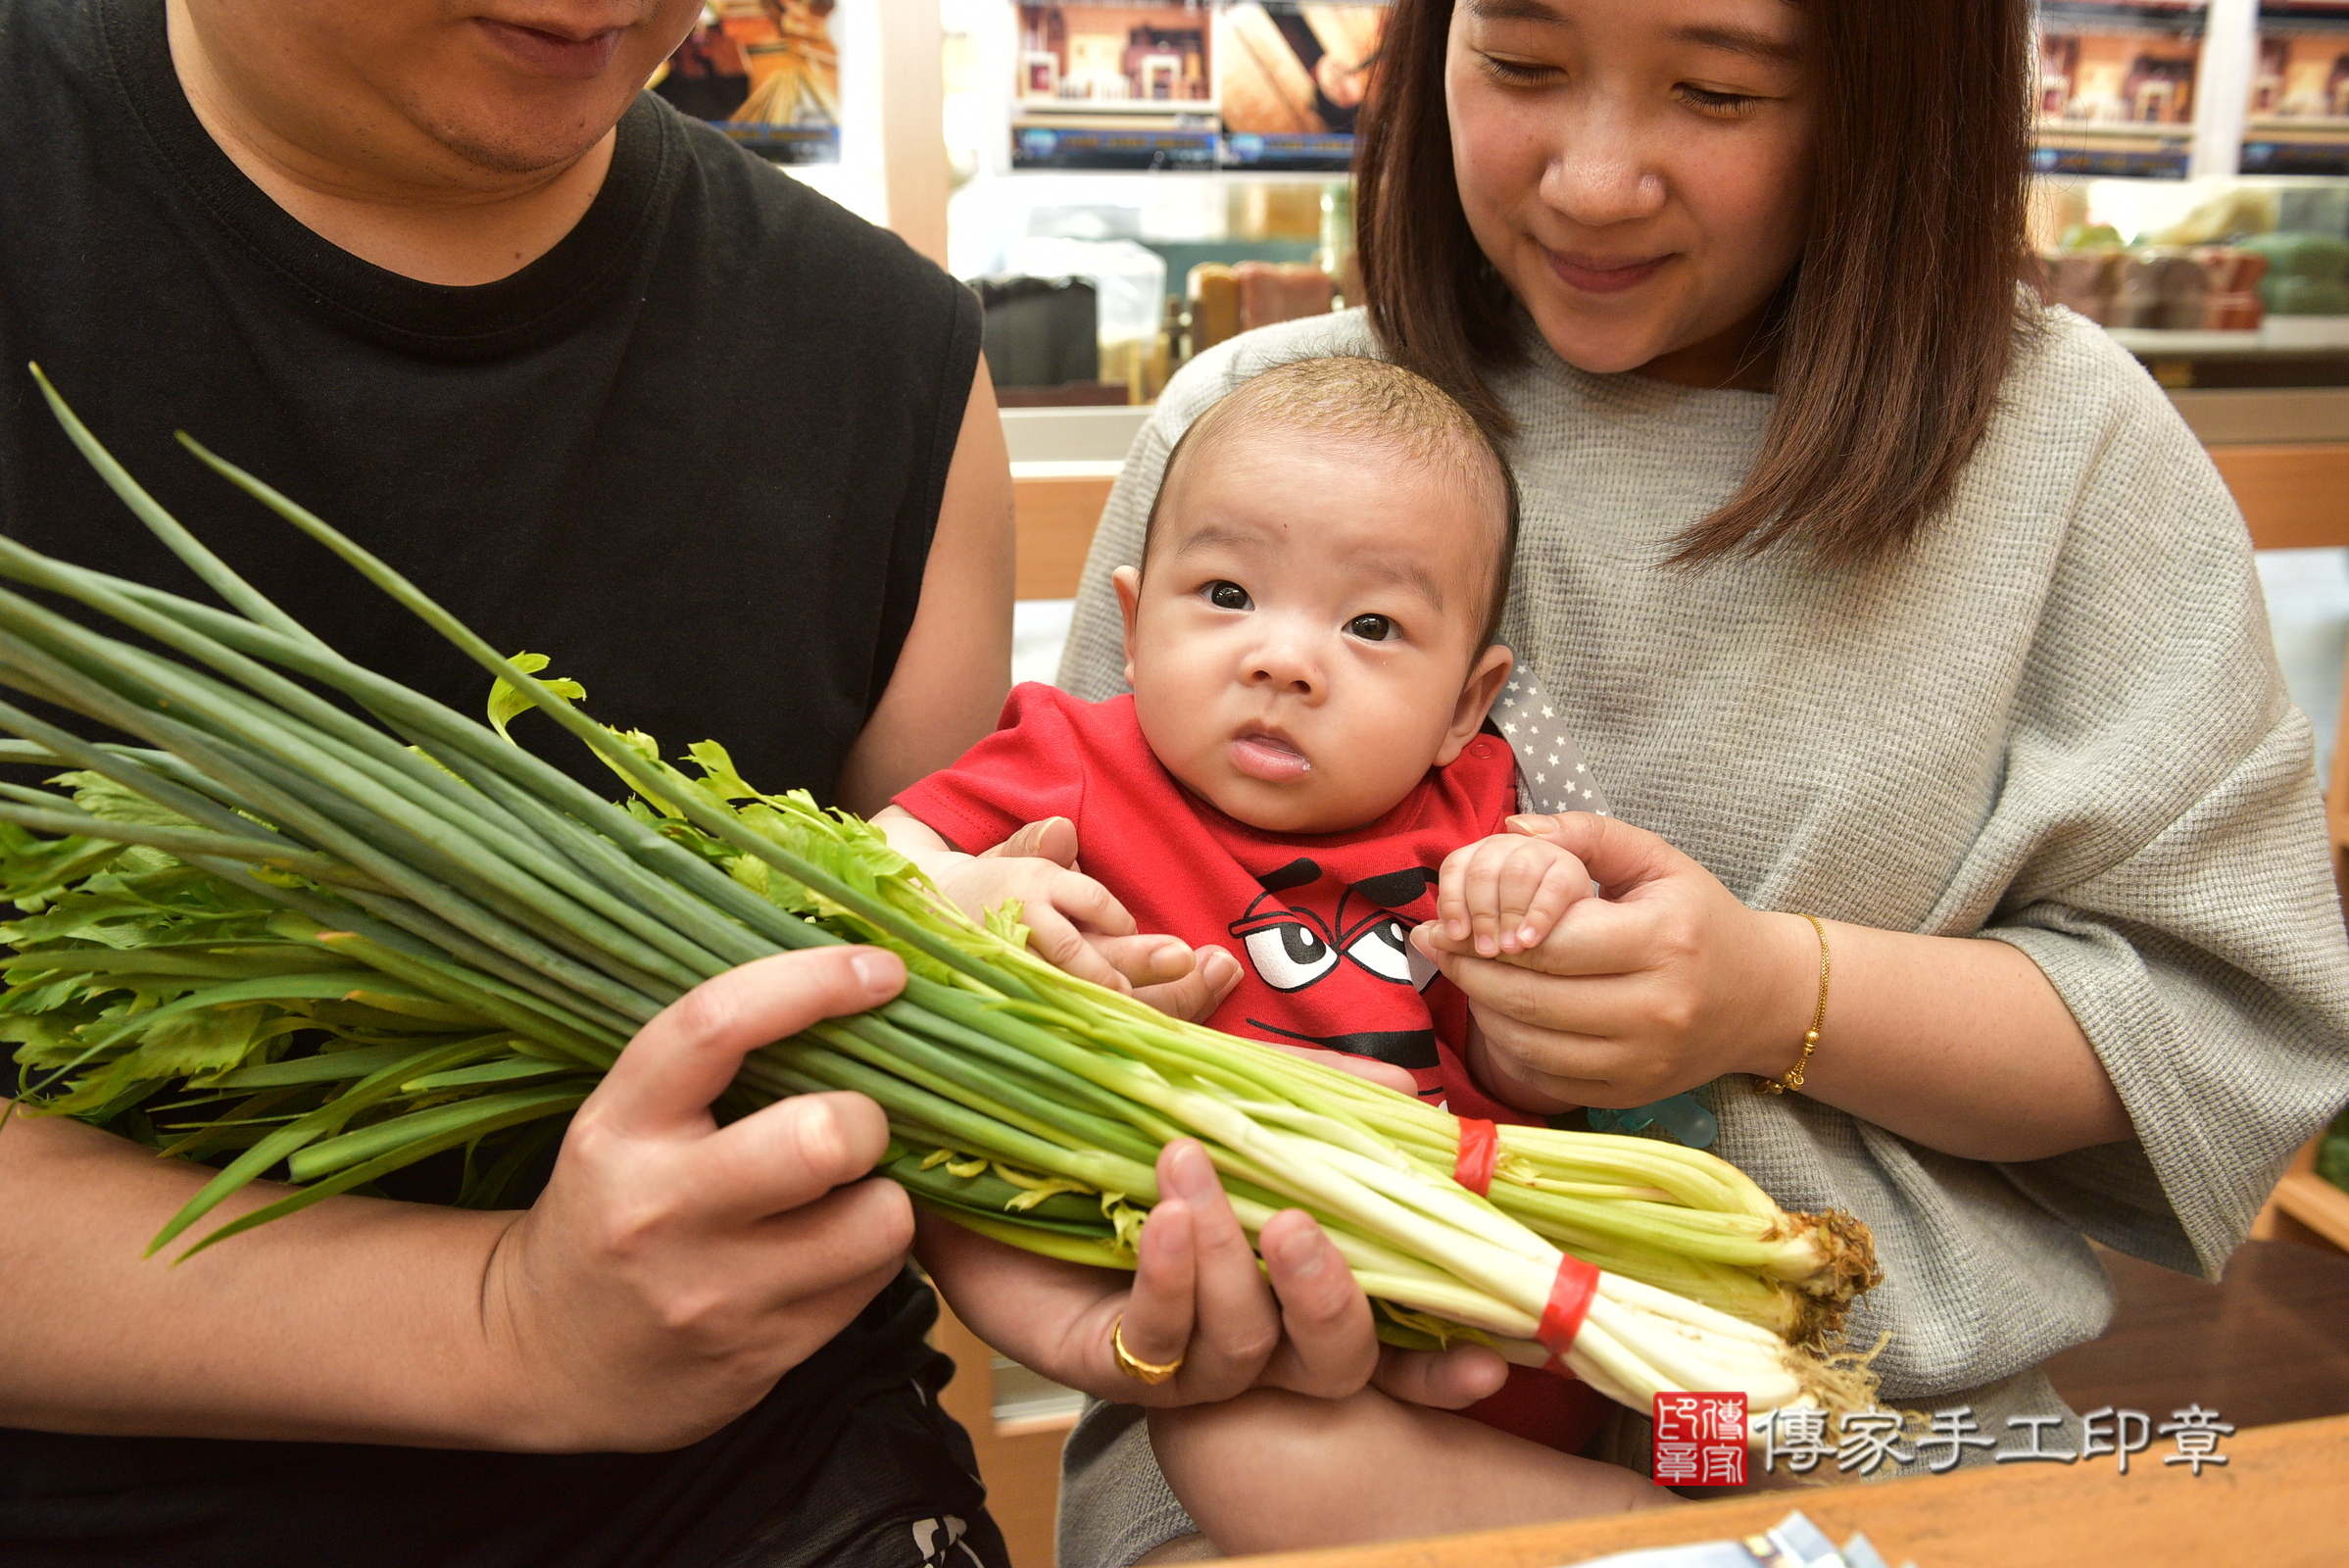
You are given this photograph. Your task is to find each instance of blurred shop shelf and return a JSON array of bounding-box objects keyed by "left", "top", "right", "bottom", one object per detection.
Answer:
[
  {"left": 1001, "top": 404, "right": 1151, "bottom": 464},
  {"left": 2167, "top": 386, "right": 2349, "bottom": 443},
  {"left": 2111, "top": 318, "right": 2349, "bottom": 355}
]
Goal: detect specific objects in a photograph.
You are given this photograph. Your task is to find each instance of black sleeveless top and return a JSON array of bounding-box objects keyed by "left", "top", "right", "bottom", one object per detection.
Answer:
[
  {"left": 0, "top": 1, "right": 985, "bottom": 1563},
  {"left": 0, "top": 0, "right": 978, "bottom": 802}
]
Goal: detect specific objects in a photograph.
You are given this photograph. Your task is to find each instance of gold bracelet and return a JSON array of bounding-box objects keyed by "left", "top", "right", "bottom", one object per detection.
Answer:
[{"left": 1758, "top": 914, "right": 1828, "bottom": 1097}]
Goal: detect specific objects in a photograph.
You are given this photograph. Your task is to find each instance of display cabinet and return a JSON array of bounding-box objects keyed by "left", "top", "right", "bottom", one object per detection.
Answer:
[{"left": 653, "top": 1, "right": 2349, "bottom": 367}]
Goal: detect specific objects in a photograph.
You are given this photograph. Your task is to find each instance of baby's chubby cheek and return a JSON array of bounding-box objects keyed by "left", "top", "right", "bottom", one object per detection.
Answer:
[{"left": 1128, "top": 683, "right": 1224, "bottom": 780}]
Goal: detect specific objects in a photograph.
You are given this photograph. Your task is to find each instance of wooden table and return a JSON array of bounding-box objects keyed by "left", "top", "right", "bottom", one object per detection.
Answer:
[
  {"left": 1233, "top": 1412, "right": 2349, "bottom": 1568},
  {"left": 938, "top": 1223, "right": 2349, "bottom": 1568},
  {"left": 2044, "top": 1240, "right": 2349, "bottom": 1429}
]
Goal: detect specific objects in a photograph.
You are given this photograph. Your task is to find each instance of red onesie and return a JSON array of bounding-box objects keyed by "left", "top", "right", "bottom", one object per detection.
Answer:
[
  {"left": 895, "top": 683, "right": 1537, "bottom": 1123},
  {"left": 895, "top": 683, "right": 1611, "bottom": 1455}
]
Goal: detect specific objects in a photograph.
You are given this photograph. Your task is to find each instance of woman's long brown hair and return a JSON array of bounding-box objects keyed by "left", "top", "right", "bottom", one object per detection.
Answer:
[{"left": 1353, "top": 0, "right": 2036, "bottom": 567}]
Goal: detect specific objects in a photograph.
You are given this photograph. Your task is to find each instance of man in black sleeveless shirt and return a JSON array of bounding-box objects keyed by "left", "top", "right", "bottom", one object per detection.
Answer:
[
  {"left": 0, "top": 0, "right": 1046, "bottom": 1561},
  {"left": 0, "top": 5, "right": 1504, "bottom": 1563}
]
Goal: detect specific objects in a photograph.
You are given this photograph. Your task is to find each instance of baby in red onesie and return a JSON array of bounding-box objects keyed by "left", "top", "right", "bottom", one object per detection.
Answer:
[
  {"left": 880, "top": 357, "right": 1620, "bottom": 1484},
  {"left": 881, "top": 356, "right": 1590, "bottom": 1125}
]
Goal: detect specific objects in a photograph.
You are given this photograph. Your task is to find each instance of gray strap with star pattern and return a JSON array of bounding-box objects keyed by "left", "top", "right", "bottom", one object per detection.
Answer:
[
  {"left": 1483, "top": 669, "right": 1718, "bottom": 1147},
  {"left": 1490, "top": 668, "right": 1610, "bottom": 817}
]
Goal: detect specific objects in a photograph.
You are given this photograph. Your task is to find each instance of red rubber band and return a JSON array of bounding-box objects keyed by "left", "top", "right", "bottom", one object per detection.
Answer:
[
  {"left": 1537, "top": 1253, "right": 1601, "bottom": 1371},
  {"left": 1452, "top": 1118, "right": 1499, "bottom": 1197}
]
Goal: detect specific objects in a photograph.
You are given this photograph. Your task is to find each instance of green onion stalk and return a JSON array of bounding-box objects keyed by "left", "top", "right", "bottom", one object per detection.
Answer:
[{"left": 0, "top": 368, "right": 1882, "bottom": 1420}]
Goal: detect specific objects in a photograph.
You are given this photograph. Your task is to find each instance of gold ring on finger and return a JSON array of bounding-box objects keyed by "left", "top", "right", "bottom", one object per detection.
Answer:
[{"left": 1110, "top": 1313, "right": 1184, "bottom": 1386}]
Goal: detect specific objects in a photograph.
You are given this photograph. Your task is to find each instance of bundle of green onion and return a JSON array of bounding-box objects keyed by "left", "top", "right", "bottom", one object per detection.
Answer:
[{"left": 0, "top": 369, "right": 1881, "bottom": 1421}]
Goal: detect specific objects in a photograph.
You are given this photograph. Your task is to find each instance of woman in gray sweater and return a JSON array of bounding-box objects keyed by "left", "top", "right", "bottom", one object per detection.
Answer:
[{"left": 1051, "top": 0, "right": 2349, "bottom": 1556}]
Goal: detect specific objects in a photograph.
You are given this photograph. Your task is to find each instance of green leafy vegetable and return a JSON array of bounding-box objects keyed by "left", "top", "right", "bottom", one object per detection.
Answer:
[
  {"left": 0, "top": 364, "right": 1884, "bottom": 1420},
  {"left": 486, "top": 654, "right": 586, "bottom": 743}
]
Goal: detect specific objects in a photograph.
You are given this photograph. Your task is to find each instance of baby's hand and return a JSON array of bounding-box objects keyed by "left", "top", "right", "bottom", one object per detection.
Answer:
[
  {"left": 934, "top": 850, "right": 1188, "bottom": 996},
  {"left": 1430, "top": 833, "right": 1594, "bottom": 958},
  {"left": 875, "top": 808, "right": 1237, "bottom": 1014}
]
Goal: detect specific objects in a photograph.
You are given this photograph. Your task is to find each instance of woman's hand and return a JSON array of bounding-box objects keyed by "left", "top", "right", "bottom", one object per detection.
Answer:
[
  {"left": 878, "top": 809, "right": 1244, "bottom": 1022},
  {"left": 1417, "top": 814, "right": 2131, "bottom": 1160},
  {"left": 480, "top": 947, "right": 924, "bottom": 1451},
  {"left": 1414, "top": 812, "right": 1812, "bottom": 1113},
  {"left": 1436, "top": 830, "right": 1597, "bottom": 958},
  {"left": 921, "top": 1139, "right": 1506, "bottom": 1411}
]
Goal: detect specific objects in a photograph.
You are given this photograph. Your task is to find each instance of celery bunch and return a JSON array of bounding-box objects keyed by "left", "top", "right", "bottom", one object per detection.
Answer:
[{"left": 0, "top": 370, "right": 1880, "bottom": 1420}]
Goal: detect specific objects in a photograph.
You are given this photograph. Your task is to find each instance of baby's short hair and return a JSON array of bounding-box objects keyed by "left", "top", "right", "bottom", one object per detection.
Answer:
[{"left": 1145, "top": 357, "right": 1519, "bottom": 648}]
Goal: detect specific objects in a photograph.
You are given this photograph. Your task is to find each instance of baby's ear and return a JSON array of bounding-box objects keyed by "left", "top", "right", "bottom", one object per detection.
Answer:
[
  {"left": 1436, "top": 643, "right": 1515, "bottom": 765},
  {"left": 1112, "top": 565, "right": 1145, "bottom": 690}
]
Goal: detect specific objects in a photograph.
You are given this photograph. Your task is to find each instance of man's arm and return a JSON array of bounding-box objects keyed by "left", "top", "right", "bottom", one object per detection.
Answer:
[
  {"left": 833, "top": 361, "right": 1015, "bottom": 814},
  {"left": 0, "top": 950, "right": 1465, "bottom": 1453},
  {"left": 0, "top": 1108, "right": 518, "bottom": 1444},
  {"left": 0, "top": 950, "right": 916, "bottom": 1449}
]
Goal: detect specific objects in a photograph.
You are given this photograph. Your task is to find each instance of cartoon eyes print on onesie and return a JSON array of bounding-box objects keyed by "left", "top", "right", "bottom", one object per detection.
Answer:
[{"left": 1226, "top": 859, "right": 1441, "bottom": 994}]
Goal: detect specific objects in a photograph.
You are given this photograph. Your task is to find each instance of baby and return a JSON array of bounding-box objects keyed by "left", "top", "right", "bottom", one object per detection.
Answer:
[
  {"left": 881, "top": 359, "right": 1641, "bottom": 1530},
  {"left": 881, "top": 356, "right": 1591, "bottom": 1123}
]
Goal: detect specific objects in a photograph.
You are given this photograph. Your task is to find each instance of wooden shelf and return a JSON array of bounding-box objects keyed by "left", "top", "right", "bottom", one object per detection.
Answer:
[
  {"left": 2253, "top": 1133, "right": 2348, "bottom": 1257},
  {"left": 931, "top": 1298, "right": 1070, "bottom": 1568},
  {"left": 2272, "top": 1171, "right": 2349, "bottom": 1253},
  {"left": 1013, "top": 462, "right": 1119, "bottom": 601},
  {"left": 996, "top": 1407, "right": 1086, "bottom": 1441},
  {"left": 2208, "top": 443, "right": 2349, "bottom": 552},
  {"left": 2044, "top": 1240, "right": 2349, "bottom": 1431},
  {"left": 1003, "top": 416, "right": 2349, "bottom": 602}
]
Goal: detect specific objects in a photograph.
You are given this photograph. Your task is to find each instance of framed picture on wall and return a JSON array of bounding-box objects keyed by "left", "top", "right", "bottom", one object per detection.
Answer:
[
  {"left": 2031, "top": 0, "right": 2204, "bottom": 177},
  {"left": 1010, "top": 0, "right": 1218, "bottom": 169},
  {"left": 653, "top": 0, "right": 843, "bottom": 165},
  {"left": 1216, "top": 0, "right": 1388, "bottom": 170},
  {"left": 2242, "top": 0, "right": 2349, "bottom": 175}
]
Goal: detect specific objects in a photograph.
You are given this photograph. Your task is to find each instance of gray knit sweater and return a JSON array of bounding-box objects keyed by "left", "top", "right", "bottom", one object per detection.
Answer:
[{"left": 1050, "top": 306, "right": 2349, "bottom": 1565}]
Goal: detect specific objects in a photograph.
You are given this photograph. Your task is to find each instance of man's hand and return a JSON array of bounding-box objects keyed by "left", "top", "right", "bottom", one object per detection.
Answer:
[
  {"left": 923, "top": 1139, "right": 1507, "bottom": 1413},
  {"left": 481, "top": 948, "right": 919, "bottom": 1451},
  {"left": 0, "top": 946, "right": 927, "bottom": 1450}
]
